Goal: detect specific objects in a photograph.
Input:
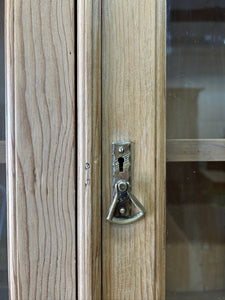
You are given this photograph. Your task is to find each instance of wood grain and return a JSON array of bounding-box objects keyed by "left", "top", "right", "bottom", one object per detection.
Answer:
[
  {"left": 0, "top": 141, "right": 5, "bottom": 163},
  {"left": 6, "top": 1, "right": 75, "bottom": 299},
  {"left": 77, "top": 0, "right": 102, "bottom": 299},
  {"left": 155, "top": 0, "right": 166, "bottom": 299},
  {"left": 6, "top": 1, "right": 18, "bottom": 298},
  {"left": 167, "top": 139, "right": 225, "bottom": 161},
  {"left": 102, "top": 1, "right": 156, "bottom": 298}
]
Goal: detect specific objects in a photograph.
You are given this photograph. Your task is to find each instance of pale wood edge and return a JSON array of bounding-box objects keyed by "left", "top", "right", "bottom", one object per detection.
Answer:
[
  {"left": 77, "top": 0, "right": 102, "bottom": 299},
  {"left": 5, "top": 0, "right": 18, "bottom": 298},
  {"left": 0, "top": 141, "right": 6, "bottom": 164},
  {"left": 155, "top": 0, "right": 166, "bottom": 299},
  {"left": 167, "top": 139, "right": 225, "bottom": 162}
]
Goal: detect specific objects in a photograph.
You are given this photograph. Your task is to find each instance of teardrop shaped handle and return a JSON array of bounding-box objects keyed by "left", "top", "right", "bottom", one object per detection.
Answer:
[{"left": 106, "top": 180, "right": 146, "bottom": 225}]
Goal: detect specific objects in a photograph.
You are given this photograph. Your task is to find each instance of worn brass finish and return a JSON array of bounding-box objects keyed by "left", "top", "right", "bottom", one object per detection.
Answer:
[
  {"left": 106, "top": 180, "right": 146, "bottom": 225},
  {"left": 107, "top": 142, "right": 146, "bottom": 225}
]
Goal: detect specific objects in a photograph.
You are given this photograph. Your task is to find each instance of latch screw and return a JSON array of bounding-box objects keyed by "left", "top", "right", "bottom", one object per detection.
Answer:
[
  {"left": 118, "top": 146, "right": 124, "bottom": 153},
  {"left": 119, "top": 207, "right": 126, "bottom": 214},
  {"left": 118, "top": 180, "right": 128, "bottom": 192}
]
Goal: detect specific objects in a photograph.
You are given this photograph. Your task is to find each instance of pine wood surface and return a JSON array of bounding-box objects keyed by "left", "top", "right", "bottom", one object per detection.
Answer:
[
  {"left": 77, "top": 0, "right": 102, "bottom": 299},
  {"left": 155, "top": 0, "right": 166, "bottom": 299},
  {"left": 6, "top": 1, "right": 75, "bottom": 299},
  {"left": 6, "top": 0, "right": 17, "bottom": 298},
  {"left": 102, "top": 1, "right": 156, "bottom": 299}
]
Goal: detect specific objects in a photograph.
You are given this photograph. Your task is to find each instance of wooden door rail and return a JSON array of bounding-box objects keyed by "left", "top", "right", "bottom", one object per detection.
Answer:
[{"left": 167, "top": 139, "right": 225, "bottom": 162}]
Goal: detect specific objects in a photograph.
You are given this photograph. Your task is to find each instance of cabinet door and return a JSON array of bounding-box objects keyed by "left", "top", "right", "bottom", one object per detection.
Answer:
[
  {"left": 78, "top": 0, "right": 225, "bottom": 300},
  {"left": 78, "top": 0, "right": 166, "bottom": 299}
]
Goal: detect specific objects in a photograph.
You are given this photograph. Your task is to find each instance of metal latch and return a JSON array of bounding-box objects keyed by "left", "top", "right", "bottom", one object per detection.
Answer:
[{"left": 106, "top": 142, "right": 146, "bottom": 225}]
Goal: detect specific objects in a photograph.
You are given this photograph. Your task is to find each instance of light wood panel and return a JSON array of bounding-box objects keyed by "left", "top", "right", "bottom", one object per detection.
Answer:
[
  {"left": 155, "top": 0, "right": 166, "bottom": 299},
  {"left": 77, "top": 0, "right": 102, "bottom": 299},
  {"left": 102, "top": 1, "right": 156, "bottom": 299},
  {"left": 0, "top": 141, "right": 5, "bottom": 164},
  {"left": 167, "top": 139, "right": 225, "bottom": 161},
  {"left": 6, "top": 1, "right": 17, "bottom": 298},
  {"left": 6, "top": 1, "right": 75, "bottom": 299}
]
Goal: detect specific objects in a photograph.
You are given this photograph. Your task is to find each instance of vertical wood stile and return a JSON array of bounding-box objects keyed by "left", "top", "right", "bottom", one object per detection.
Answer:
[
  {"left": 77, "top": 0, "right": 102, "bottom": 299},
  {"left": 6, "top": 0, "right": 17, "bottom": 298},
  {"left": 102, "top": 1, "right": 156, "bottom": 299},
  {"left": 6, "top": 0, "right": 75, "bottom": 299},
  {"left": 155, "top": 0, "right": 166, "bottom": 299}
]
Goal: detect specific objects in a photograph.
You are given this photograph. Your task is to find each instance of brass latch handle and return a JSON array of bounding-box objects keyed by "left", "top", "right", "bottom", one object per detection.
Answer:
[{"left": 106, "top": 180, "right": 146, "bottom": 225}]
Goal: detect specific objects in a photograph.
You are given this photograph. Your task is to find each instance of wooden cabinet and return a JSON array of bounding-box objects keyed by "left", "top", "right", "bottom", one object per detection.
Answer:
[{"left": 2, "top": 0, "right": 225, "bottom": 299}]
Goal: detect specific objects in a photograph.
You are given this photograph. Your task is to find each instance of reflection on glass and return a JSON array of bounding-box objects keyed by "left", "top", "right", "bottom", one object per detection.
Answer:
[
  {"left": 166, "top": 163, "right": 225, "bottom": 299},
  {"left": 166, "top": 1, "right": 225, "bottom": 299},
  {"left": 167, "top": 0, "right": 225, "bottom": 139},
  {"left": 0, "top": 1, "right": 7, "bottom": 299}
]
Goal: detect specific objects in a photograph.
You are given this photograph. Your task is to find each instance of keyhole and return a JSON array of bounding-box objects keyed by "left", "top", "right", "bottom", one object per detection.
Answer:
[{"left": 118, "top": 157, "right": 124, "bottom": 172}]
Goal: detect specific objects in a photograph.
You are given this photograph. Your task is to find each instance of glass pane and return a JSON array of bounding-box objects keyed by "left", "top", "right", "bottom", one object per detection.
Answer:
[
  {"left": 167, "top": 0, "right": 225, "bottom": 139},
  {"left": 166, "top": 1, "right": 225, "bottom": 299},
  {"left": 0, "top": 1, "right": 8, "bottom": 299}
]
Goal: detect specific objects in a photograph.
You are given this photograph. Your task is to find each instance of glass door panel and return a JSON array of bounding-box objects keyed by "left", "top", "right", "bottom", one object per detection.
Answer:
[
  {"left": 0, "top": 1, "right": 8, "bottom": 299},
  {"left": 166, "top": 1, "right": 225, "bottom": 299}
]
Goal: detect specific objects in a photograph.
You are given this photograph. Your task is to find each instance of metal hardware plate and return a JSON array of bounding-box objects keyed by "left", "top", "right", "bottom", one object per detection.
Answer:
[
  {"left": 112, "top": 142, "right": 131, "bottom": 186},
  {"left": 112, "top": 142, "right": 131, "bottom": 218},
  {"left": 107, "top": 142, "right": 146, "bottom": 224}
]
